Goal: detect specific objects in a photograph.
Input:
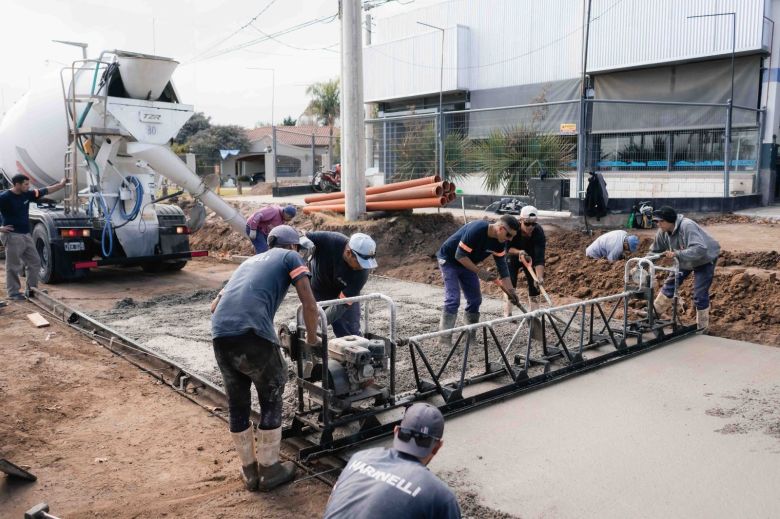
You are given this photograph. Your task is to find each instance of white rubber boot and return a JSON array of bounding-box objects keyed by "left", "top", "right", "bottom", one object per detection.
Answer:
[
  {"left": 502, "top": 294, "right": 513, "bottom": 318},
  {"left": 231, "top": 423, "right": 259, "bottom": 491},
  {"left": 697, "top": 307, "right": 710, "bottom": 332},
  {"left": 256, "top": 427, "right": 296, "bottom": 491},
  {"left": 653, "top": 292, "right": 673, "bottom": 319}
]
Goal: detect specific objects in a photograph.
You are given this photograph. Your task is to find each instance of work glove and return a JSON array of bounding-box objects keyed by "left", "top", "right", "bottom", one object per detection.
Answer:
[
  {"left": 248, "top": 229, "right": 257, "bottom": 240},
  {"left": 534, "top": 277, "right": 544, "bottom": 290},
  {"left": 299, "top": 236, "right": 315, "bottom": 260},
  {"left": 518, "top": 250, "right": 531, "bottom": 262},
  {"left": 507, "top": 290, "right": 520, "bottom": 306},
  {"left": 477, "top": 269, "right": 498, "bottom": 282}
]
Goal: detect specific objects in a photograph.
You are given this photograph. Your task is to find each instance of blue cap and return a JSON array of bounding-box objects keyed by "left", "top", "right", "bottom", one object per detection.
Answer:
[
  {"left": 626, "top": 234, "right": 639, "bottom": 252},
  {"left": 283, "top": 205, "right": 297, "bottom": 218}
]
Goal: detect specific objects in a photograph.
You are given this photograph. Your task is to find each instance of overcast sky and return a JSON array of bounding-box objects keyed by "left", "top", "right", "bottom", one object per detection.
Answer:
[{"left": 0, "top": 0, "right": 442, "bottom": 128}]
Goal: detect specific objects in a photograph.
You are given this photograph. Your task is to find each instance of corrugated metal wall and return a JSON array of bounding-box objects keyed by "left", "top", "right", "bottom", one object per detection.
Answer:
[
  {"left": 367, "top": 0, "right": 769, "bottom": 102},
  {"left": 367, "top": 0, "right": 585, "bottom": 98},
  {"left": 587, "top": 0, "right": 767, "bottom": 72}
]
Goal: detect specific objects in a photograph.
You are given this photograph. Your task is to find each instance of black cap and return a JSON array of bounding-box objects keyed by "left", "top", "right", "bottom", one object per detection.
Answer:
[
  {"left": 652, "top": 206, "right": 677, "bottom": 223},
  {"left": 393, "top": 403, "right": 444, "bottom": 458}
]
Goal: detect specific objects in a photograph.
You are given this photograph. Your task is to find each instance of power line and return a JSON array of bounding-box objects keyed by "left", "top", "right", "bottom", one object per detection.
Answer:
[
  {"left": 186, "top": 13, "right": 338, "bottom": 64},
  {"left": 187, "top": 0, "right": 279, "bottom": 62},
  {"left": 248, "top": 22, "right": 339, "bottom": 53}
]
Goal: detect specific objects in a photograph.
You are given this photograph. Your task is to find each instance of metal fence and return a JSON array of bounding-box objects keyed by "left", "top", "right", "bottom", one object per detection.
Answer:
[
  {"left": 366, "top": 99, "right": 763, "bottom": 199},
  {"left": 272, "top": 126, "right": 335, "bottom": 183}
]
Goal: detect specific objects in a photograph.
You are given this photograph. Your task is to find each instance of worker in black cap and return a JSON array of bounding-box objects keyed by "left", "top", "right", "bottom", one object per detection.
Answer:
[
  {"left": 323, "top": 403, "right": 461, "bottom": 518},
  {"left": 649, "top": 206, "right": 720, "bottom": 331}
]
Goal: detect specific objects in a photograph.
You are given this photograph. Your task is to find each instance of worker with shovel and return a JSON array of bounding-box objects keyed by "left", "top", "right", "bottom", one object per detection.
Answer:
[
  {"left": 504, "top": 206, "right": 546, "bottom": 317},
  {"left": 436, "top": 215, "right": 520, "bottom": 346},
  {"left": 649, "top": 206, "right": 720, "bottom": 332},
  {"left": 210, "top": 225, "right": 319, "bottom": 492}
]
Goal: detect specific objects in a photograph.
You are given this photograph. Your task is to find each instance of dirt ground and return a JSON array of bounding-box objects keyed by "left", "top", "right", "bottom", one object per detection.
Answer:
[
  {"left": 3, "top": 201, "right": 779, "bottom": 517},
  {"left": 191, "top": 201, "right": 780, "bottom": 347},
  {"left": 0, "top": 294, "right": 331, "bottom": 518}
]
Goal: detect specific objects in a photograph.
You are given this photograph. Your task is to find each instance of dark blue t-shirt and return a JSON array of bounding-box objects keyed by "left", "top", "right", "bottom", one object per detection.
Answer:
[
  {"left": 437, "top": 220, "right": 509, "bottom": 278},
  {"left": 211, "top": 248, "right": 310, "bottom": 342},
  {"left": 323, "top": 447, "right": 461, "bottom": 519},
  {"left": 0, "top": 188, "right": 48, "bottom": 234},
  {"left": 508, "top": 224, "right": 546, "bottom": 266},
  {"left": 306, "top": 231, "right": 369, "bottom": 301}
]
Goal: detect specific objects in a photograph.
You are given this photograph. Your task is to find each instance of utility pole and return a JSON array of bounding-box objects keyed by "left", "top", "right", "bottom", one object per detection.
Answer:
[
  {"left": 417, "top": 22, "right": 445, "bottom": 179},
  {"left": 341, "top": 0, "right": 366, "bottom": 220}
]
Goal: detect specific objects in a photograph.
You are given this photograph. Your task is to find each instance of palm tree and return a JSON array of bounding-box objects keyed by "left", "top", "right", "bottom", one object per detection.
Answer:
[{"left": 305, "top": 79, "right": 340, "bottom": 167}]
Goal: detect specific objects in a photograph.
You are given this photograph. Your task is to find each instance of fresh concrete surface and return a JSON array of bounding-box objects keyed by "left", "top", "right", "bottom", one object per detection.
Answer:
[
  {"left": 735, "top": 204, "right": 780, "bottom": 221},
  {"left": 426, "top": 334, "right": 780, "bottom": 518}
]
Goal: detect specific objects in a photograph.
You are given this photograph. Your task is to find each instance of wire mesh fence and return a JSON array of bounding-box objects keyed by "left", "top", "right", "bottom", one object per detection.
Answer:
[{"left": 366, "top": 99, "right": 763, "bottom": 199}]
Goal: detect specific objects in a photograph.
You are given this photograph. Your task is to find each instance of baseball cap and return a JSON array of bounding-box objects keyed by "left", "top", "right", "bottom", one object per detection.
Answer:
[
  {"left": 267, "top": 225, "right": 305, "bottom": 247},
  {"left": 652, "top": 206, "right": 677, "bottom": 223},
  {"left": 348, "top": 233, "right": 378, "bottom": 269},
  {"left": 282, "top": 205, "right": 297, "bottom": 218},
  {"left": 393, "top": 403, "right": 445, "bottom": 459},
  {"left": 520, "top": 205, "right": 538, "bottom": 222},
  {"left": 626, "top": 234, "right": 639, "bottom": 252}
]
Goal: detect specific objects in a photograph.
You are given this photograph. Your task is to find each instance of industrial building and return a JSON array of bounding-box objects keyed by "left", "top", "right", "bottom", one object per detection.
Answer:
[{"left": 363, "top": 0, "right": 780, "bottom": 210}]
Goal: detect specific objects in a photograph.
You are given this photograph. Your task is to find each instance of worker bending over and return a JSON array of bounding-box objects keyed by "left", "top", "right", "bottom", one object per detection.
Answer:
[
  {"left": 586, "top": 230, "right": 639, "bottom": 261},
  {"left": 324, "top": 403, "right": 461, "bottom": 519},
  {"left": 210, "top": 225, "right": 319, "bottom": 491},
  {"left": 246, "top": 204, "right": 297, "bottom": 254},
  {"left": 437, "top": 215, "right": 520, "bottom": 345},
  {"left": 650, "top": 206, "right": 720, "bottom": 332},
  {"left": 306, "top": 231, "right": 378, "bottom": 337},
  {"left": 504, "top": 206, "right": 545, "bottom": 317}
]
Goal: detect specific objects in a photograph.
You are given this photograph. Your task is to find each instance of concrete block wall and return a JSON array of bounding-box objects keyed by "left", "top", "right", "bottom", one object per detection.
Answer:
[{"left": 560, "top": 171, "right": 756, "bottom": 198}]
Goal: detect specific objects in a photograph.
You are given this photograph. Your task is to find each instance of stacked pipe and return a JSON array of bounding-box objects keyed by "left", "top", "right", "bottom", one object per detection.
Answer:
[{"left": 303, "top": 175, "right": 458, "bottom": 214}]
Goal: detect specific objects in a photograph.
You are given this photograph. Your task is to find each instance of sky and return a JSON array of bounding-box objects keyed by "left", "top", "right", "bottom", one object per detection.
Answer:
[{"left": 0, "top": 0, "right": 442, "bottom": 128}]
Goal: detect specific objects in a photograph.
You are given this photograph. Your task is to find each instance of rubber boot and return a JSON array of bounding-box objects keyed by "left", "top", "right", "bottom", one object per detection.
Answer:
[
  {"left": 465, "top": 312, "right": 480, "bottom": 344},
  {"left": 256, "top": 427, "right": 296, "bottom": 491},
  {"left": 653, "top": 292, "right": 673, "bottom": 319},
  {"left": 502, "top": 294, "right": 513, "bottom": 318},
  {"left": 231, "top": 423, "right": 259, "bottom": 491},
  {"left": 439, "top": 311, "right": 457, "bottom": 348},
  {"left": 696, "top": 307, "right": 710, "bottom": 332}
]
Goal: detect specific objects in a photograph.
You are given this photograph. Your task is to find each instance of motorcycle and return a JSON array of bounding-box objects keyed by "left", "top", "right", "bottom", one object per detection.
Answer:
[{"left": 311, "top": 164, "right": 341, "bottom": 193}]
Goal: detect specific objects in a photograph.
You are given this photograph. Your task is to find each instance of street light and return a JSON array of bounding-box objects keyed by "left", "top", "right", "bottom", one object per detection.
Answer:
[
  {"left": 687, "top": 12, "right": 736, "bottom": 198},
  {"left": 416, "top": 21, "right": 445, "bottom": 178},
  {"left": 246, "top": 67, "right": 275, "bottom": 127},
  {"left": 52, "top": 40, "right": 88, "bottom": 59}
]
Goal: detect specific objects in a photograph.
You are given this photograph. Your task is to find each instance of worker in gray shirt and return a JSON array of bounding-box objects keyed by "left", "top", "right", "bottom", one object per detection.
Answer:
[
  {"left": 649, "top": 206, "right": 720, "bottom": 331},
  {"left": 211, "top": 225, "right": 319, "bottom": 492},
  {"left": 323, "top": 403, "right": 461, "bottom": 519},
  {"left": 586, "top": 230, "right": 639, "bottom": 262}
]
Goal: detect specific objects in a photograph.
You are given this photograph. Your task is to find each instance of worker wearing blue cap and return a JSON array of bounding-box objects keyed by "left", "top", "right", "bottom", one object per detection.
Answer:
[
  {"left": 586, "top": 230, "right": 640, "bottom": 262},
  {"left": 246, "top": 204, "right": 297, "bottom": 254}
]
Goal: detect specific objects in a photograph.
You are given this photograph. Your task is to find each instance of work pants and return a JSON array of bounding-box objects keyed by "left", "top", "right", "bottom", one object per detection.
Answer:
[
  {"left": 2, "top": 233, "right": 40, "bottom": 297},
  {"left": 246, "top": 224, "right": 269, "bottom": 254},
  {"left": 212, "top": 331, "right": 287, "bottom": 432},
  {"left": 660, "top": 261, "right": 716, "bottom": 310},
  {"left": 314, "top": 289, "right": 362, "bottom": 337},
  {"left": 439, "top": 260, "right": 481, "bottom": 314},
  {"left": 507, "top": 255, "right": 541, "bottom": 297}
]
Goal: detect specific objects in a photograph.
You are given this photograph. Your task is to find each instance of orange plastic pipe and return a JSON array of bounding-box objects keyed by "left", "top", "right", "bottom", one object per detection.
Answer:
[
  {"left": 303, "top": 175, "right": 441, "bottom": 204},
  {"left": 303, "top": 196, "right": 447, "bottom": 213},
  {"left": 447, "top": 192, "right": 456, "bottom": 202},
  {"left": 307, "top": 182, "right": 444, "bottom": 205}
]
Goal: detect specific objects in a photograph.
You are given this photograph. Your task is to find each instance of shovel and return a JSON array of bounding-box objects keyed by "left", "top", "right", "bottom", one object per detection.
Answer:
[
  {"left": 493, "top": 280, "right": 544, "bottom": 341},
  {"left": 518, "top": 255, "right": 576, "bottom": 330}
]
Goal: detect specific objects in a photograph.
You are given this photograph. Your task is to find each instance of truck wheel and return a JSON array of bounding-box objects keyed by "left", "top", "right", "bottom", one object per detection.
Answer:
[
  {"left": 33, "top": 224, "right": 59, "bottom": 284},
  {"left": 165, "top": 260, "right": 187, "bottom": 271}
]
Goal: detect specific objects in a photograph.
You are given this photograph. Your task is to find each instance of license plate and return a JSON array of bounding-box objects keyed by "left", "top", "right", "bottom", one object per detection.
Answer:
[{"left": 64, "top": 242, "right": 85, "bottom": 252}]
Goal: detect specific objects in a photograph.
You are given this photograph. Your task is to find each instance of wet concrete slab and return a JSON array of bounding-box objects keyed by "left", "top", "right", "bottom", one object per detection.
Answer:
[{"left": 425, "top": 334, "right": 780, "bottom": 518}]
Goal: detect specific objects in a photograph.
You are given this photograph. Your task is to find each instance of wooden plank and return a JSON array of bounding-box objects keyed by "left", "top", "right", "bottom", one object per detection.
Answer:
[{"left": 26, "top": 312, "right": 50, "bottom": 328}]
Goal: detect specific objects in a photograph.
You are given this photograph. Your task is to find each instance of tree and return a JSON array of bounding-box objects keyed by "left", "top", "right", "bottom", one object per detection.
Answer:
[
  {"left": 188, "top": 125, "right": 250, "bottom": 163},
  {"left": 473, "top": 126, "right": 576, "bottom": 196},
  {"left": 174, "top": 111, "right": 211, "bottom": 145},
  {"left": 282, "top": 115, "right": 297, "bottom": 126},
  {"left": 305, "top": 78, "right": 340, "bottom": 166}
]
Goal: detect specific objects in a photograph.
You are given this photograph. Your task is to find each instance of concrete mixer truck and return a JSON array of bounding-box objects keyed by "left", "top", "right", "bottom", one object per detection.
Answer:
[{"left": 0, "top": 50, "right": 246, "bottom": 282}]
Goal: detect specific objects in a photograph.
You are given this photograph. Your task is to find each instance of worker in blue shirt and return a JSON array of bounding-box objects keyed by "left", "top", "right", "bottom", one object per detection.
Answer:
[
  {"left": 436, "top": 215, "right": 520, "bottom": 346},
  {"left": 210, "top": 225, "right": 319, "bottom": 492},
  {"left": 0, "top": 174, "right": 66, "bottom": 300}
]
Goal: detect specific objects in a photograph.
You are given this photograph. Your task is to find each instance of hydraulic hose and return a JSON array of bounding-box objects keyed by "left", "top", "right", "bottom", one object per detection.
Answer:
[{"left": 119, "top": 176, "right": 143, "bottom": 221}]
